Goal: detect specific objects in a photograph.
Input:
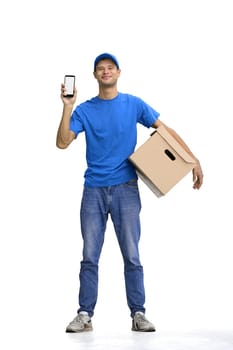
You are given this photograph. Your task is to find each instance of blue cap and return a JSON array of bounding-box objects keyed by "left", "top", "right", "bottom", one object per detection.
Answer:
[{"left": 94, "top": 53, "right": 120, "bottom": 71}]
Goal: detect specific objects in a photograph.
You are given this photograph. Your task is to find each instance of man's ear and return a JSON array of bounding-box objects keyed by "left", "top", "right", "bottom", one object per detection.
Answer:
[{"left": 93, "top": 71, "right": 97, "bottom": 79}]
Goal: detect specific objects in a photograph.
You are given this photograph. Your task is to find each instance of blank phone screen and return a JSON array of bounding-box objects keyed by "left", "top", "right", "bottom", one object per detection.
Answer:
[{"left": 64, "top": 75, "right": 75, "bottom": 95}]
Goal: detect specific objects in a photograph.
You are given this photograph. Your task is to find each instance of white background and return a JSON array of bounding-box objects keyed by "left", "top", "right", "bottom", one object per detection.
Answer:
[{"left": 1, "top": 0, "right": 233, "bottom": 349}]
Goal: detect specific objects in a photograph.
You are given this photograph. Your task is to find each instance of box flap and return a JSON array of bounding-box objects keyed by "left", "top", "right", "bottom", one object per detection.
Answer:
[
  {"left": 152, "top": 125, "right": 197, "bottom": 165},
  {"left": 136, "top": 170, "right": 164, "bottom": 197}
]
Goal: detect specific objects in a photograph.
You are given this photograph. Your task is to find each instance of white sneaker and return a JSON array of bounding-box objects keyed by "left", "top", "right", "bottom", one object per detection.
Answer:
[
  {"left": 132, "top": 312, "right": 155, "bottom": 332},
  {"left": 66, "top": 312, "right": 93, "bottom": 333}
]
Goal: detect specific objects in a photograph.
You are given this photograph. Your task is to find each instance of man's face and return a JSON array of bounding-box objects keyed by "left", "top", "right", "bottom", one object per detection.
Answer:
[{"left": 93, "top": 59, "right": 121, "bottom": 87}]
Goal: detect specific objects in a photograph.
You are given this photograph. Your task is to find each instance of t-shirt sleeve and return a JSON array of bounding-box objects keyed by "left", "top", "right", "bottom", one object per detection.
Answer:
[
  {"left": 69, "top": 107, "right": 84, "bottom": 137},
  {"left": 137, "top": 98, "right": 160, "bottom": 127}
]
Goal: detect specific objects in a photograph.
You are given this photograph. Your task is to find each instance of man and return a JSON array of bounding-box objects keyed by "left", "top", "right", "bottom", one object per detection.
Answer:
[{"left": 56, "top": 53, "right": 203, "bottom": 333}]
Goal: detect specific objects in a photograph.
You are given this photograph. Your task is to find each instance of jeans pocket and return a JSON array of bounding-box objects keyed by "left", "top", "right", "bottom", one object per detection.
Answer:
[{"left": 124, "top": 179, "right": 138, "bottom": 189}]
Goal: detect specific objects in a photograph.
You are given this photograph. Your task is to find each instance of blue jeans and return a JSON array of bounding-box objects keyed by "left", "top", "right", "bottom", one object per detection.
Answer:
[{"left": 78, "top": 179, "right": 146, "bottom": 317}]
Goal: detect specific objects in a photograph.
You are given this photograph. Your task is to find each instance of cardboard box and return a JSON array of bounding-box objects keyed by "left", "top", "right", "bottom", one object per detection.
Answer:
[{"left": 129, "top": 125, "right": 197, "bottom": 197}]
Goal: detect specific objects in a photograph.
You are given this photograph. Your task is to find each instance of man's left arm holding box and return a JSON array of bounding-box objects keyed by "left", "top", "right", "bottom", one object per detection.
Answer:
[{"left": 152, "top": 119, "right": 204, "bottom": 190}]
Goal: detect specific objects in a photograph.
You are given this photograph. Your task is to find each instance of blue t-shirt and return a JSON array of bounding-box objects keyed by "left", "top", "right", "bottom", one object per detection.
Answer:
[{"left": 70, "top": 92, "right": 160, "bottom": 187}]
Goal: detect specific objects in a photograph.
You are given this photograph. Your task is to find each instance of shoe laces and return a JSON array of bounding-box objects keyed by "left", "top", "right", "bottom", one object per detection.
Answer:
[
  {"left": 75, "top": 314, "right": 90, "bottom": 324},
  {"left": 134, "top": 312, "right": 148, "bottom": 323}
]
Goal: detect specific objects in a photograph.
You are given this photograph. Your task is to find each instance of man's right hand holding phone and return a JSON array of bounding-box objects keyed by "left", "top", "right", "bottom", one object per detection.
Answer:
[{"left": 61, "top": 83, "right": 77, "bottom": 105}]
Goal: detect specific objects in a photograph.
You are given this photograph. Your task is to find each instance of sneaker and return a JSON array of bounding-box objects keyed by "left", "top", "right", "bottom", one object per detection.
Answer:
[
  {"left": 66, "top": 312, "right": 93, "bottom": 333},
  {"left": 132, "top": 312, "right": 155, "bottom": 332}
]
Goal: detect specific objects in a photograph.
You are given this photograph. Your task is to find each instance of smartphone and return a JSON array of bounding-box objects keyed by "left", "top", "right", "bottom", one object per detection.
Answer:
[{"left": 64, "top": 75, "right": 75, "bottom": 97}]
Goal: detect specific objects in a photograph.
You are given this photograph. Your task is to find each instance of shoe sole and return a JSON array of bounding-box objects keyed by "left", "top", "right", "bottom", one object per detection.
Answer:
[
  {"left": 66, "top": 328, "right": 93, "bottom": 333},
  {"left": 132, "top": 328, "right": 156, "bottom": 332},
  {"left": 132, "top": 323, "right": 156, "bottom": 332},
  {"left": 66, "top": 323, "right": 93, "bottom": 333}
]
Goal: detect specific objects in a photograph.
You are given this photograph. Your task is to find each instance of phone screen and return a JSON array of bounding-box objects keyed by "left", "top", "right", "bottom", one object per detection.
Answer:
[{"left": 64, "top": 75, "right": 75, "bottom": 97}]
